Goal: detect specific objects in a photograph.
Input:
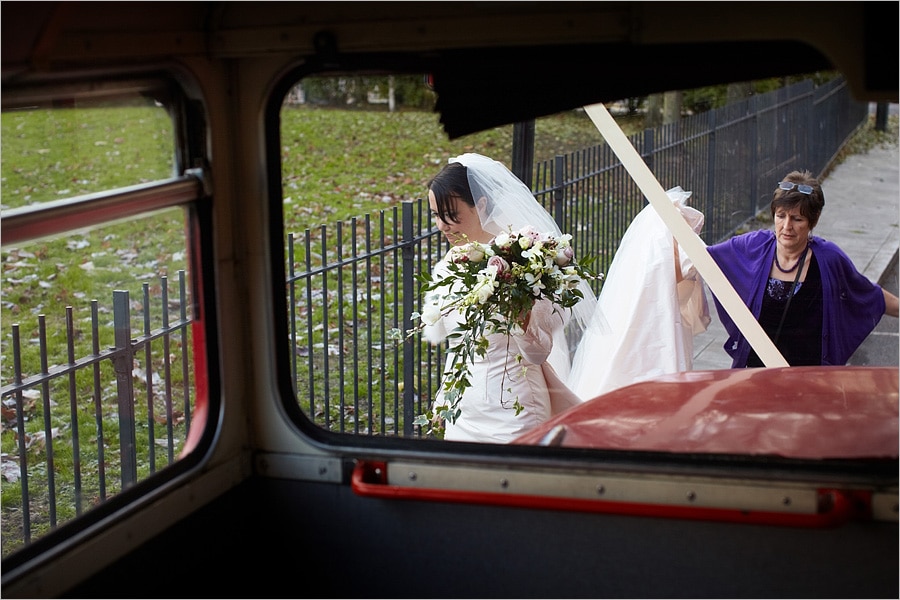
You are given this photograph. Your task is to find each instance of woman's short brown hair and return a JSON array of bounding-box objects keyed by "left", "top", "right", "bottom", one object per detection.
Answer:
[{"left": 771, "top": 169, "right": 825, "bottom": 229}]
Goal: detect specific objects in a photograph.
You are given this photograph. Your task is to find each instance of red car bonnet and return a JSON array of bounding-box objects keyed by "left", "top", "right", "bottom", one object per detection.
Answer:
[{"left": 512, "top": 366, "right": 899, "bottom": 459}]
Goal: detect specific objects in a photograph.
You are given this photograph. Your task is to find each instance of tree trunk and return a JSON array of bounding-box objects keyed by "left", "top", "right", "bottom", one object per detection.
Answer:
[
  {"left": 663, "top": 91, "right": 682, "bottom": 124},
  {"left": 645, "top": 93, "right": 663, "bottom": 128},
  {"left": 388, "top": 75, "right": 396, "bottom": 112}
]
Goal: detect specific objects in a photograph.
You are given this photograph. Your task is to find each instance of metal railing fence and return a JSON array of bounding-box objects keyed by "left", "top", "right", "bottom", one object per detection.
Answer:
[
  {"left": 290, "top": 76, "right": 867, "bottom": 434},
  {"left": 1, "top": 272, "right": 193, "bottom": 553},
  {"left": 530, "top": 77, "right": 868, "bottom": 300},
  {"left": 287, "top": 203, "right": 445, "bottom": 437}
]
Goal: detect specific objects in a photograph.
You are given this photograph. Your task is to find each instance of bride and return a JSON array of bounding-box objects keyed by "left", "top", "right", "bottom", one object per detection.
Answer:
[{"left": 421, "top": 153, "right": 599, "bottom": 443}]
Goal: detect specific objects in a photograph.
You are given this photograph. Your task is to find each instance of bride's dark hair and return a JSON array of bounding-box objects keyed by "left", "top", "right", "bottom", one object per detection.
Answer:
[{"left": 428, "top": 162, "right": 474, "bottom": 225}]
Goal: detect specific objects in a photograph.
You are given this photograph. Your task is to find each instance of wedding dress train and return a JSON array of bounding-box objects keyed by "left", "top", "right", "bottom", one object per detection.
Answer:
[{"left": 567, "top": 187, "right": 710, "bottom": 400}]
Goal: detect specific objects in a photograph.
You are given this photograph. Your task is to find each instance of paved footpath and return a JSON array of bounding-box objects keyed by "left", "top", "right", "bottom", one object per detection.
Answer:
[{"left": 691, "top": 131, "right": 900, "bottom": 370}]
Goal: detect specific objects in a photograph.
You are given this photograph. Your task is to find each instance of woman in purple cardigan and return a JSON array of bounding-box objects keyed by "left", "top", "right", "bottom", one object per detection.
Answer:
[{"left": 707, "top": 170, "right": 899, "bottom": 368}]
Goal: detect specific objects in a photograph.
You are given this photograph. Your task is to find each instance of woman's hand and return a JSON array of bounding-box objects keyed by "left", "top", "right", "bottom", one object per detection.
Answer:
[
  {"left": 521, "top": 310, "right": 531, "bottom": 331},
  {"left": 883, "top": 289, "right": 899, "bottom": 318}
]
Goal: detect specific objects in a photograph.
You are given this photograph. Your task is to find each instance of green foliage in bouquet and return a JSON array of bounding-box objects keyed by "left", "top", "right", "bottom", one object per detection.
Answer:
[{"left": 408, "top": 226, "right": 599, "bottom": 437}]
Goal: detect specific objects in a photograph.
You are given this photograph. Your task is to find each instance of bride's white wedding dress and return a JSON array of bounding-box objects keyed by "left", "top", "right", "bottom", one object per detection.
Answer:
[
  {"left": 423, "top": 255, "right": 571, "bottom": 443},
  {"left": 421, "top": 153, "right": 600, "bottom": 443},
  {"left": 567, "top": 187, "right": 710, "bottom": 400}
]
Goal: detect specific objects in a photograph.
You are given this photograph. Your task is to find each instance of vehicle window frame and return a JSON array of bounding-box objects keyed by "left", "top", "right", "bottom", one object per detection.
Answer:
[
  {"left": 1, "top": 74, "right": 219, "bottom": 562},
  {"left": 266, "top": 61, "right": 899, "bottom": 485}
]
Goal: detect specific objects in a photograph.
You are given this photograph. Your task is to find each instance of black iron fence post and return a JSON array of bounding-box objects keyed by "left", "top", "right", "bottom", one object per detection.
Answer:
[
  {"left": 161, "top": 275, "right": 175, "bottom": 463},
  {"left": 642, "top": 129, "right": 655, "bottom": 172},
  {"left": 804, "top": 90, "right": 815, "bottom": 172},
  {"left": 748, "top": 94, "right": 759, "bottom": 221},
  {"left": 705, "top": 109, "right": 718, "bottom": 235},
  {"left": 37, "top": 316, "right": 57, "bottom": 527},
  {"left": 553, "top": 155, "right": 565, "bottom": 229},
  {"left": 875, "top": 102, "right": 888, "bottom": 132},
  {"left": 512, "top": 120, "right": 536, "bottom": 187},
  {"left": 401, "top": 201, "right": 416, "bottom": 436},
  {"left": 179, "top": 271, "right": 192, "bottom": 432},
  {"left": 287, "top": 235, "right": 298, "bottom": 397},
  {"left": 141, "top": 283, "right": 156, "bottom": 474},
  {"left": 11, "top": 325, "right": 32, "bottom": 542},
  {"left": 65, "top": 306, "right": 83, "bottom": 516},
  {"left": 112, "top": 290, "right": 138, "bottom": 488}
]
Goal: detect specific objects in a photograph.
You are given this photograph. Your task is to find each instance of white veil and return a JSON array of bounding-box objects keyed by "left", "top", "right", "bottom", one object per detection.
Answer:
[{"left": 449, "top": 153, "right": 607, "bottom": 388}]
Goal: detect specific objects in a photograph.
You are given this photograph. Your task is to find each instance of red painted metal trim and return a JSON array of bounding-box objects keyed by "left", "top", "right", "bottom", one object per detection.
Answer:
[{"left": 351, "top": 460, "right": 867, "bottom": 529}]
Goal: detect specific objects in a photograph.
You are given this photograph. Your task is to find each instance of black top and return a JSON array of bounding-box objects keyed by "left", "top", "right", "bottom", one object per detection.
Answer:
[{"left": 746, "top": 253, "right": 823, "bottom": 367}]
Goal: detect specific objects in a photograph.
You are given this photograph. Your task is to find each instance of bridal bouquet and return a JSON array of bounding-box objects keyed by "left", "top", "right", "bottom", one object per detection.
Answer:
[{"left": 407, "top": 226, "right": 598, "bottom": 436}]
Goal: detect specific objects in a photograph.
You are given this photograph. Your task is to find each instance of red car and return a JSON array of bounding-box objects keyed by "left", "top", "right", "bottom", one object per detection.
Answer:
[{"left": 514, "top": 366, "right": 899, "bottom": 460}]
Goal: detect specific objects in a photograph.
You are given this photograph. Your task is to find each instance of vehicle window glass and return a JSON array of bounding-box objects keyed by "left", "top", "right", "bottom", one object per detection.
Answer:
[
  {"left": 279, "top": 73, "right": 613, "bottom": 439},
  {"left": 1, "top": 97, "right": 199, "bottom": 558},
  {"left": 2, "top": 101, "right": 176, "bottom": 203},
  {"left": 279, "top": 72, "right": 896, "bottom": 462}
]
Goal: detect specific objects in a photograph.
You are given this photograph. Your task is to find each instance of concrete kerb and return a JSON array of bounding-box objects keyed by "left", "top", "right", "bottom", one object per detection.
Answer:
[{"left": 813, "top": 142, "right": 900, "bottom": 285}]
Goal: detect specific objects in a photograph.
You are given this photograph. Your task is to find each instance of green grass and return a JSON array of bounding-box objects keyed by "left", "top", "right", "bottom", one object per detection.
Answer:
[
  {"left": 279, "top": 105, "right": 636, "bottom": 231},
  {"left": 2, "top": 103, "right": 185, "bottom": 384},
  {"left": 1, "top": 105, "right": 176, "bottom": 207}
]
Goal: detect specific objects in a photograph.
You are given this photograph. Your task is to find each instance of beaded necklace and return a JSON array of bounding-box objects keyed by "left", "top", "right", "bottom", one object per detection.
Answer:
[{"left": 774, "top": 243, "right": 809, "bottom": 274}]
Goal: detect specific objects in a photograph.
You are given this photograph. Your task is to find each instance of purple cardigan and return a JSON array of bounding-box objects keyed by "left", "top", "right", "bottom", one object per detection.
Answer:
[{"left": 707, "top": 229, "right": 886, "bottom": 367}]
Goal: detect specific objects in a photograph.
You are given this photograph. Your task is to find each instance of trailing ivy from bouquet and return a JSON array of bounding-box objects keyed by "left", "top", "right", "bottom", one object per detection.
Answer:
[{"left": 406, "top": 225, "right": 600, "bottom": 437}]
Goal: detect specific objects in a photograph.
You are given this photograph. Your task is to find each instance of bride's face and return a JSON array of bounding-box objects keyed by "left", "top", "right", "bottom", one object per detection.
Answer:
[{"left": 428, "top": 190, "right": 486, "bottom": 246}]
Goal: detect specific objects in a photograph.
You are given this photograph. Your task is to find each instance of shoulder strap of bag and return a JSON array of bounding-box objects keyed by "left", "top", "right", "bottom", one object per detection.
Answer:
[{"left": 773, "top": 244, "right": 810, "bottom": 346}]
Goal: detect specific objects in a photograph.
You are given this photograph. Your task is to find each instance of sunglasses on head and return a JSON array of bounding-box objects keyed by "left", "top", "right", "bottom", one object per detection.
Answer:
[{"left": 777, "top": 181, "right": 814, "bottom": 195}]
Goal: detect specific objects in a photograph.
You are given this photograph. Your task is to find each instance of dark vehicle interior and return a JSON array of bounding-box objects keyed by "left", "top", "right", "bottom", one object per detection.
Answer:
[{"left": 2, "top": 2, "right": 897, "bottom": 598}]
